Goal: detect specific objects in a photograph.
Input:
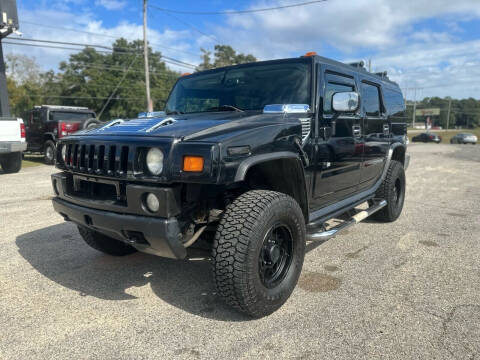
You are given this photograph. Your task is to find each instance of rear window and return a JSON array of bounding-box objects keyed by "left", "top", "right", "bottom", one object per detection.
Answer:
[{"left": 48, "top": 111, "right": 94, "bottom": 122}]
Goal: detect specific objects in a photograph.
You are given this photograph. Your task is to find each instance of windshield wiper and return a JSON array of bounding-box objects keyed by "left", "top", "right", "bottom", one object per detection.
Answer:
[
  {"left": 166, "top": 110, "right": 184, "bottom": 115},
  {"left": 205, "top": 105, "right": 244, "bottom": 113}
]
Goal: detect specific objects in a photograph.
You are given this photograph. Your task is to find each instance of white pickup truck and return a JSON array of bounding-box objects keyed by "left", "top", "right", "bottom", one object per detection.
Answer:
[{"left": 0, "top": 117, "right": 26, "bottom": 173}]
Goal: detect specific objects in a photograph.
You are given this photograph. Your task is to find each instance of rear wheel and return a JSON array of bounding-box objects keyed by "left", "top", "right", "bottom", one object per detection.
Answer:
[
  {"left": 44, "top": 140, "right": 56, "bottom": 165},
  {"left": 0, "top": 152, "right": 22, "bottom": 173},
  {"left": 371, "top": 160, "right": 406, "bottom": 222},
  {"left": 213, "top": 190, "right": 306, "bottom": 318},
  {"left": 77, "top": 226, "right": 137, "bottom": 256}
]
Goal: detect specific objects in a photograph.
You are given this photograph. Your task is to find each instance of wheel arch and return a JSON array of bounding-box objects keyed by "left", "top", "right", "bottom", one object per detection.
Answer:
[
  {"left": 236, "top": 152, "right": 309, "bottom": 220},
  {"left": 391, "top": 143, "right": 406, "bottom": 166}
]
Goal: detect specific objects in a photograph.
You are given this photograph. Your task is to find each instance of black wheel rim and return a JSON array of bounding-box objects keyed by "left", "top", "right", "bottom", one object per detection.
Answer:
[
  {"left": 258, "top": 223, "right": 294, "bottom": 289},
  {"left": 393, "top": 178, "right": 402, "bottom": 206}
]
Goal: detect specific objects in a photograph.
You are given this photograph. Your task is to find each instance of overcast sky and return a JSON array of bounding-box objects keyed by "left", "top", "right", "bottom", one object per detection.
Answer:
[{"left": 5, "top": 0, "right": 480, "bottom": 99}]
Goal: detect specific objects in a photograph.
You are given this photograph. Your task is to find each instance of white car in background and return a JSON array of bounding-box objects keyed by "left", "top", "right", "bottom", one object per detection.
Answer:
[{"left": 0, "top": 117, "right": 26, "bottom": 173}]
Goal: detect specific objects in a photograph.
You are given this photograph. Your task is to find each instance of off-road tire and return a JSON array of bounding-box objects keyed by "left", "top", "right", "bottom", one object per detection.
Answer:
[
  {"left": 77, "top": 226, "right": 137, "bottom": 256},
  {"left": 0, "top": 152, "right": 22, "bottom": 173},
  {"left": 212, "top": 190, "right": 306, "bottom": 318},
  {"left": 371, "top": 160, "right": 405, "bottom": 222},
  {"left": 83, "top": 118, "right": 101, "bottom": 129},
  {"left": 44, "top": 140, "right": 56, "bottom": 165}
]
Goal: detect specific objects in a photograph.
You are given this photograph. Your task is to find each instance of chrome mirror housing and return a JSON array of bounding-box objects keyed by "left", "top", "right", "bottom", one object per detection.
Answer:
[
  {"left": 263, "top": 104, "right": 310, "bottom": 114},
  {"left": 332, "top": 92, "right": 359, "bottom": 112}
]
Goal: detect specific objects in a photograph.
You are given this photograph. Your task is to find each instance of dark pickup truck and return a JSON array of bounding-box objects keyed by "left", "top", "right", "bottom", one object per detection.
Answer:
[
  {"left": 24, "top": 105, "right": 99, "bottom": 164},
  {"left": 51, "top": 54, "right": 409, "bottom": 317}
]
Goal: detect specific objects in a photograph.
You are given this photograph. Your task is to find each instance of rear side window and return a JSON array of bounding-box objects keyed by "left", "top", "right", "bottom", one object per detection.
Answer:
[
  {"left": 383, "top": 88, "right": 405, "bottom": 116},
  {"left": 362, "top": 83, "right": 381, "bottom": 116},
  {"left": 324, "top": 82, "right": 355, "bottom": 114}
]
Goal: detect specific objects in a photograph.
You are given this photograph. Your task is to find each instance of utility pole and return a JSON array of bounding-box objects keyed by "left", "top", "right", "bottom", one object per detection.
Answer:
[
  {"left": 368, "top": 58, "right": 371, "bottom": 72},
  {"left": 412, "top": 87, "right": 417, "bottom": 128},
  {"left": 446, "top": 97, "right": 452, "bottom": 130},
  {"left": 143, "top": 0, "right": 153, "bottom": 113}
]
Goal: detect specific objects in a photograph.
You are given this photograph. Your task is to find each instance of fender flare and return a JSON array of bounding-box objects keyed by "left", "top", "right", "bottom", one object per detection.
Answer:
[
  {"left": 234, "top": 151, "right": 302, "bottom": 182},
  {"left": 234, "top": 151, "right": 309, "bottom": 219}
]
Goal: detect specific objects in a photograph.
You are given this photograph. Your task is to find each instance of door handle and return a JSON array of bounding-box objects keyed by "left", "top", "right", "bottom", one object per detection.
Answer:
[
  {"left": 383, "top": 124, "right": 390, "bottom": 136},
  {"left": 352, "top": 125, "right": 361, "bottom": 137}
]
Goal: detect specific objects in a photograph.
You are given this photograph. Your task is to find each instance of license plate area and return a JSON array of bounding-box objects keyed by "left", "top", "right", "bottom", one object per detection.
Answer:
[{"left": 70, "top": 175, "right": 126, "bottom": 205}]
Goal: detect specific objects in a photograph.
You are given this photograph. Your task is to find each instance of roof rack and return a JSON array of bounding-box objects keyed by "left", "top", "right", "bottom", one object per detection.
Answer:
[
  {"left": 347, "top": 61, "right": 365, "bottom": 69},
  {"left": 35, "top": 105, "right": 90, "bottom": 110}
]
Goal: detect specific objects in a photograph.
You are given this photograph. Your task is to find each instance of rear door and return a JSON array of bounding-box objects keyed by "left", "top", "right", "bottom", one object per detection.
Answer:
[
  {"left": 359, "top": 81, "right": 390, "bottom": 189},
  {"left": 311, "top": 66, "right": 363, "bottom": 208}
]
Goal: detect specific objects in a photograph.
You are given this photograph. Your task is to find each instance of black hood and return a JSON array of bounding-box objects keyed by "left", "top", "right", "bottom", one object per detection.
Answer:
[{"left": 73, "top": 112, "right": 283, "bottom": 141}]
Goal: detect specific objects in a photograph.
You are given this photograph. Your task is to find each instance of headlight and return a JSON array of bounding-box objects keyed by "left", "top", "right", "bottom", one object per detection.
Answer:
[
  {"left": 146, "top": 147, "right": 164, "bottom": 175},
  {"left": 61, "top": 144, "right": 67, "bottom": 163}
]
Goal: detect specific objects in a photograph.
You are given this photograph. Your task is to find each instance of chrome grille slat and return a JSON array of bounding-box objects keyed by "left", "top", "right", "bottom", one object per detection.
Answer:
[{"left": 63, "top": 142, "right": 131, "bottom": 178}]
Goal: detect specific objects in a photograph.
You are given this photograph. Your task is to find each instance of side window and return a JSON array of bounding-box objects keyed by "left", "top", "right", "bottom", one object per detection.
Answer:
[
  {"left": 383, "top": 88, "right": 406, "bottom": 118},
  {"left": 362, "top": 83, "right": 381, "bottom": 116},
  {"left": 32, "top": 110, "right": 40, "bottom": 124},
  {"left": 324, "top": 82, "right": 355, "bottom": 115}
]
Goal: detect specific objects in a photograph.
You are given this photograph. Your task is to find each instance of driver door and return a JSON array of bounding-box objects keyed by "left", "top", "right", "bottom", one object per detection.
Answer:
[{"left": 311, "top": 67, "right": 364, "bottom": 209}]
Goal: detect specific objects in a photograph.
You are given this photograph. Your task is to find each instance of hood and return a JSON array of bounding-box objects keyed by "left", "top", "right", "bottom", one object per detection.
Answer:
[{"left": 72, "top": 111, "right": 282, "bottom": 141}]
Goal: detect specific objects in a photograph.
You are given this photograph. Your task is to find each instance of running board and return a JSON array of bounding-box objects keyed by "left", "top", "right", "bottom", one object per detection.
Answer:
[{"left": 306, "top": 199, "right": 387, "bottom": 242}]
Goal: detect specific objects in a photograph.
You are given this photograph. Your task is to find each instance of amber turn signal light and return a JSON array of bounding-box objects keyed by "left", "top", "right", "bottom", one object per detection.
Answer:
[{"left": 183, "top": 156, "right": 204, "bottom": 172}]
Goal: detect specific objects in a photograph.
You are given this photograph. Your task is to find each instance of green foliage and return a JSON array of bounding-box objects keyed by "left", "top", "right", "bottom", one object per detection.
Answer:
[
  {"left": 7, "top": 39, "right": 180, "bottom": 120},
  {"left": 408, "top": 97, "right": 480, "bottom": 129},
  {"left": 197, "top": 45, "right": 256, "bottom": 71}
]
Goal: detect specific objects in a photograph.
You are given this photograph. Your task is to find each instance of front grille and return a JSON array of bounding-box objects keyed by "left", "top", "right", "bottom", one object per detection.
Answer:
[{"left": 65, "top": 143, "right": 131, "bottom": 177}]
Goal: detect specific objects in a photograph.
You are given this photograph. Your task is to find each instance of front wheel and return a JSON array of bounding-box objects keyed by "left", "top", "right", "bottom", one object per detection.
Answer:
[
  {"left": 0, "top": 152, "right": 22, "bottom": 173},
  {"left": 213, "top": 190, "right": 306, "bottom": 318},
  {"left": 371, "top": 160, "right": 406, "bottom": 222}
]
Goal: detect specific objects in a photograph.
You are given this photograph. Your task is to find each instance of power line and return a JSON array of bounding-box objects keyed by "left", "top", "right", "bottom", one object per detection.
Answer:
[
  {"left": 20, "top": 20, "right": 201, "bottom": 57},
  {"left": 5, "top": 38, "right": 197, "bottom": 69},
  {"left": 149, "top": 7, "right": 219, "bottom": 43},
  {"left": 149, "top": 0, "right": 328, "bottom": 15},
  {"left": 20, "top": 94, "right": 147, "bottom": 101}
]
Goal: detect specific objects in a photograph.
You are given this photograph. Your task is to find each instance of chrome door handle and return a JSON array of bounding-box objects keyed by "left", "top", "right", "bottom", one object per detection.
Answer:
[
  {"left": 383, "top": 124, "right": 390, "bottom": 135},
  {"left": 352, "top": 125, "right": 361, "bottom": 137}
]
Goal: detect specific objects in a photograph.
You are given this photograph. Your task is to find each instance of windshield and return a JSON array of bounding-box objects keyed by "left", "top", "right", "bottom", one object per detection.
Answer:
[
  {"left": 49, "top": 111, "right": 95, "bottom": 122},
  {"left": 166, "top": 60, "right": 311, "bottom": 114}
]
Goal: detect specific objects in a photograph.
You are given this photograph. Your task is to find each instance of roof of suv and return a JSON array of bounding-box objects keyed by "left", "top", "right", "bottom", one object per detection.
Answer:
[{"left": 184, "top": 54, "right": 399, "bottom": 89}]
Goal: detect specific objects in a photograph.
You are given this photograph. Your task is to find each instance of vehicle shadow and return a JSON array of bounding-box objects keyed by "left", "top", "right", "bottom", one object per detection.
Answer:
[{"left": 16, "top": 223, "right": 249, "bottom": 322}]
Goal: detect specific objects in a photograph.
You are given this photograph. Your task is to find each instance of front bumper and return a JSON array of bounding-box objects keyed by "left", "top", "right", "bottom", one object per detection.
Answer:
[
  {"left": 52, "top": 197, "right": 187, "bottom": 259},
  {"left": 0, "top": 141, "right": 27, "bottom": 153}
]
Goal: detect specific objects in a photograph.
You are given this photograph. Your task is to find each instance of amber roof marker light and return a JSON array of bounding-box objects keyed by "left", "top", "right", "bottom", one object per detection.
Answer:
[{"left": 303, "top": 51, "right": 317, "bottom": 57}]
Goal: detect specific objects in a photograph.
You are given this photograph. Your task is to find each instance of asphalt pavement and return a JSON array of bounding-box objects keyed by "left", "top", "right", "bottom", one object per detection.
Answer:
[{"left": 1, "top": 143, "right": 479, "bottom": 359}]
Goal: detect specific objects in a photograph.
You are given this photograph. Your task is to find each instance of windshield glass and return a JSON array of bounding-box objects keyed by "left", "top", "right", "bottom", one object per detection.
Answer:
[
  {"left": 166, "top": 60, "right": 311, "bottom": 114},
  {"left": 49, "top": 111, "right": 94, "bottom": 122}
]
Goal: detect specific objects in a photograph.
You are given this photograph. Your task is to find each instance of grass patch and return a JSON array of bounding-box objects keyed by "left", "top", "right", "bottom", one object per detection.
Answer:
[{"left": 22, "top": 155, "right": 45, "bottom": 168}]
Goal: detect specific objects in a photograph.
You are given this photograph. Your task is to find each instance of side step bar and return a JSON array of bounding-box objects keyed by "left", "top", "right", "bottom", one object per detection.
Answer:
[{"left": 306, "top": 199, "right": 387, "bottom": 242}]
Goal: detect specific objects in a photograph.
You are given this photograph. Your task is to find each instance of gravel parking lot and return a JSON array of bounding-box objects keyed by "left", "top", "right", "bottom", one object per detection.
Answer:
[{"left": 1, "top": 144, "right": 479, "bottom": 359}]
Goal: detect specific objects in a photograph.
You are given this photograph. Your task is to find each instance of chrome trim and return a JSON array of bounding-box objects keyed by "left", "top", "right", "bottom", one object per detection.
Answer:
[
  {"left": 332, "top": 92, "right": 359, "bottom": 112},
  {"left": 306, "top": 200, "right": 387, "bottom": 242},
  {"left": 146, "top": 117, "right": 176, "bottom": 133},
  {"left": 263, "top": 104, "right": 310, "bottom": 114}
]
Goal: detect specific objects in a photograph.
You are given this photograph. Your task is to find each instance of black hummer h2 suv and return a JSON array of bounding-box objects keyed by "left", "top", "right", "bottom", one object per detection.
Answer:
[
  {"left": 51, "top": 54, "right": 409, "bottom": 317},
  {"left": 24, "top": 105, "right": 99, "bottom": 164}
]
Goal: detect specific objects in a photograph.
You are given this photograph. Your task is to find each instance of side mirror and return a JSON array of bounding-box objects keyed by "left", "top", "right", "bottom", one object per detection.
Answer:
[{"left": 332, "top": 92, "right": 359, "bottom": 112}]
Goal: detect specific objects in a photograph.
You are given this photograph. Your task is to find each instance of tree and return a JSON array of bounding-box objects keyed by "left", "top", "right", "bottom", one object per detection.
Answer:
[
  {"left": 56, "top": 38, "right": 180, "bottom": 120},
  {"left": 197, "top": 45, "right": 256, "bottom": 71},
  {"left": 6, "top": 54, "right": 42, "bottom": 84}
]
